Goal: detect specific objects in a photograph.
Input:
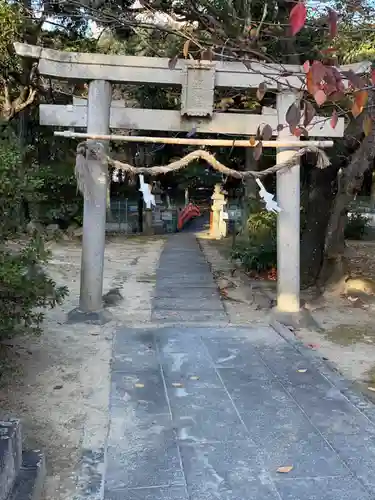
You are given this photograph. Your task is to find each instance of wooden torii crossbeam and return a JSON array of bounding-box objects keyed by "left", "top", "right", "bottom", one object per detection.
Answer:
[
  {"left": 13, "top": 42, "right": 369, "bottom": 324},
  {"left": 54, "top": 131, "right": 334, "bottom": 149}
]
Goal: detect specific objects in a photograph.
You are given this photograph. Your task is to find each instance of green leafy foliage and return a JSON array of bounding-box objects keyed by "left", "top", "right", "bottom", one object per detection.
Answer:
[
  {"left": 0, "top": 133, "right": 68, "bottom": 339},
  {"left": 0, "top": 0, "right": 22, "bottom": 74},
  {"left": 0, "top": 132, "right": 42, "bottom": 236},
  {"left": 34, "top": 161, "right": 83, "bottom": 227},
  {"left": 231, "top": 210, "right": 277, "bottom": 273},
  {"left": 345, "top": 212, "right": 371, "bottom": 240},
  {"left": 0, "top": 235, "right": 68, "bottom": 338},
  {"left": 246, "top": 210, "right": 277, "bottom": 242}
]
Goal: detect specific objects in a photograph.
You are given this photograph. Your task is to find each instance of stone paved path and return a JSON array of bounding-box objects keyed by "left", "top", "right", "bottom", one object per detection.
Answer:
[
  {"left": 151, "top": 234, "right": 228, "bottom": 324},
  {"left": 104, "top": 234, "right": 375, "bottom": 500}
]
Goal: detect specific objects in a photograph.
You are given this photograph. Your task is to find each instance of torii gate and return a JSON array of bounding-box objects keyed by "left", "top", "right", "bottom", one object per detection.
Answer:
[{"left": 14, "top": 42, "right": 368, "bottom": 324}]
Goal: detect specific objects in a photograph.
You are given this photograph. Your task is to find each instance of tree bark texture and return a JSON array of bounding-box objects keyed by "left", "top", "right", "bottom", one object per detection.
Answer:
[
  {"left": 324, "top": 92, "right": 375, "bottom": 257},
  {"left": 301, "top": 90, "right": 375, "bottom": 288},
  {"left": 300, "top": 163, "right": 339, "bottom": 288}
]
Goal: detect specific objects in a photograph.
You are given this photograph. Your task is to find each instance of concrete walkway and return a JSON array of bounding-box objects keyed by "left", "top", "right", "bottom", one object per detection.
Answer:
[{"left": 104, "top": 234, "right": 375, "bottom": 500}]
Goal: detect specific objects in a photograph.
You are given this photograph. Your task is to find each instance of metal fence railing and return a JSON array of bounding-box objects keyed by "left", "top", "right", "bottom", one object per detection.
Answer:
[
  {"left": 106, "top": 199, "right": 179, "bottom": 234},
  {"left": 348, "top": 196, "right": 375, "bottom": 215},
  {"left": 106, "top": 198, "right": 139, "bottom": 233},
  {"left": 153, "top": 208, "right": 178, "bottom": 233}
]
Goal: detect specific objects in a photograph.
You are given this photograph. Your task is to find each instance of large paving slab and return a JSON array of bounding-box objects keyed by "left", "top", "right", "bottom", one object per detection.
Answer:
[
  {"left": 153, "top": 297, "right": 223, "bottom": 311},
  {"left": 154, "top": 287, "right": 221, "bottom": 299},
  {"left": 152, "top": 234, "right": 228, "bottom": 323},
  {"left": 105, "top": 325, "right": 375, "bottom": 500}
]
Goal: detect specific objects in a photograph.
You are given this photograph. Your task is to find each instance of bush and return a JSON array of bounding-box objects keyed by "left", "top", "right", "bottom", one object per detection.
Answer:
[
  {"left": 231, "top": 210, "right": 277, "bottom": 273},
  {"left": 246, "top": 210, "right": 277, "bottom": 241},
  {"left": 345, "top": 212, "right": 371, "bottom": 240},
  {"left": 33, "top": 162, "right": 83, "bottom": 228},
  {"left": 231, "top": 239, "right": 277, "bottom": 273},
  {"left": 0, "top": 235, "right": 68, "bottom": 337},
  {"left": 0, "top": 132, "right": 68, "bottom": 339}
]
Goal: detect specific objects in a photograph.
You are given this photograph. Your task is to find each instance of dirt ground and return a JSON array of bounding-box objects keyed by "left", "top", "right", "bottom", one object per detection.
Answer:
[
  {"left": 0, "top": 235, "right": 165, "bottom": 500},
  {"left": 198, "top": 235, "right": 375, "bottom": 398},
  {"left": 2, "top": 231, "right": 375, "bottom": 499}
]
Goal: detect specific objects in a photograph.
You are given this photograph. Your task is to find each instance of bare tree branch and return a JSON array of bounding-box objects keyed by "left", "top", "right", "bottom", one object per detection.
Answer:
[{"left": 0, "top": 63, "right": 39, "bottom": 122}]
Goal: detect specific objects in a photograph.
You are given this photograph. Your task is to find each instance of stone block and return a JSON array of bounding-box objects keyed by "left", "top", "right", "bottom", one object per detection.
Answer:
[
  {"left": 0, "top": 420, "right": 22, "bottom": 500},
  {"left": 8, "top": 450, "right": 45, "bottom": 500}
]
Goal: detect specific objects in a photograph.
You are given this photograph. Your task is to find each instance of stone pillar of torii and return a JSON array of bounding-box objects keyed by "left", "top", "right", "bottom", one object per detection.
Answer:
[{"left": 14, "top": 42, "right": 370, "bottom": 325}]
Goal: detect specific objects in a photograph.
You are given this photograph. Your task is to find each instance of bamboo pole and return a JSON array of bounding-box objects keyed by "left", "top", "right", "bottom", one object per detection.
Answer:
[{"left": 54, "top": 130, "right": 334, "bottom": 148}]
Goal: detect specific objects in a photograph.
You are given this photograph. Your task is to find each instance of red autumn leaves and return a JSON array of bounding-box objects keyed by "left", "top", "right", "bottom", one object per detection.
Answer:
[
  {"left": 290, "top": 3, "right": 371, "bottom": 132},
  {"left": 289, "top": 2, "right": 307, "bottom": 36},
  {"left": 300, "top": 62, "right": 370, "bottom": 133},
  {"left": 291, "top": 4, "right": 342, "bottom": 110},
  {"left": 289, "top": 2, "right": 337, "bottom": 39},
  {"left": 305, "top": 61, "right": 345, "bottom": 106},
  {"left": 305, "top": 62, "right": 369, "bottom": 123}
]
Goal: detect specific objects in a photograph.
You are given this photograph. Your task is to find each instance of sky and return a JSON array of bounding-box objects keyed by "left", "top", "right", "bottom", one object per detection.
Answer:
[
  {"left": 34, "top": 0, "right": 188, "bottom": 35},
  {"left": 36, "top": 0, "right": 375, "bottom": 37}
]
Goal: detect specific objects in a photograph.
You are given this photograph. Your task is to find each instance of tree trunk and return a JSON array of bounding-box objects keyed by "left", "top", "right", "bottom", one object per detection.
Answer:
[
  {"left": 241, "top": 149, "right": 261, "bottom": 236},
  {"left": 244, "top": 148, "right": 259, "bottom": 200},
  {"left": 318, "top": 195, "right": 350, "bottom": 291},
  {"left": 371, "top": 171, "right": 375, "bottom": 205},
  {"left": 300, "top": 164, "right": 339, "bottom": 288},
  {"left": 106, "top": 181, "right": 113, "bottom": 222},
  {"left": 301, "top": 90, "right": 375, "bottom": 291},
  {"left": 18, "top": 50, "right": 32, "bottom": 227}
]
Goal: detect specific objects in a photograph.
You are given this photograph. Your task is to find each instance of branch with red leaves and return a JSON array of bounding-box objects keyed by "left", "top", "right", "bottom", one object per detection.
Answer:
[{"left": 167, "top": 0, "right": 374, "bottom": 148}]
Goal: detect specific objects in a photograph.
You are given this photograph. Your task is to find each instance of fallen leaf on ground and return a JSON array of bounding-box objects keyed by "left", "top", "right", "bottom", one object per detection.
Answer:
[
  {"left": 307, "top": 343, "right": 319, "bottom": 349},
  {"left": 277, "top": 466, "right": 294, "bottom": 473},
  {"left": 297, "top": 369, "right": 307, "bottom": 373},
  {"left": 135, "top": 383, "right": 145, "bottom": 388}
]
